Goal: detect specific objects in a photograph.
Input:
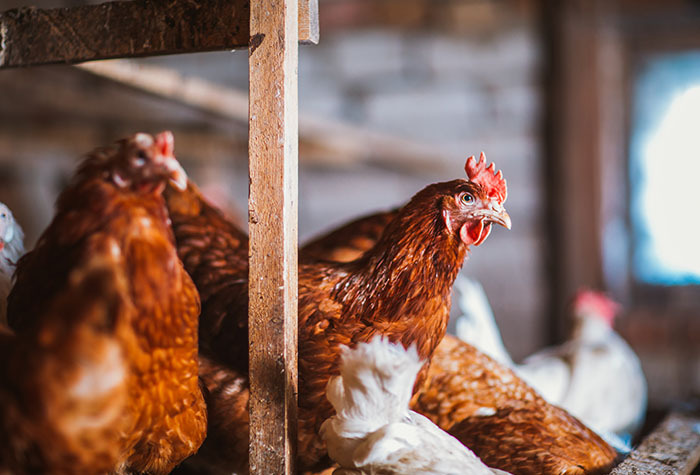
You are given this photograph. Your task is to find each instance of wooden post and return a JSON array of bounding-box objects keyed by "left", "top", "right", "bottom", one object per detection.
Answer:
[{"left": 247, "top": 0, "right": 299, "bottom": 473}]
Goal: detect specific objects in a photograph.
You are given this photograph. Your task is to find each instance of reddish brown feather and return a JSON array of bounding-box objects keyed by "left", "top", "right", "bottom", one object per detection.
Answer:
[
  {"left": 411, "top": 335, "right": 617, "bottom": 475},
  {"left": 0, "top": 257, "right": 130, "bottom": 474},
  {"left": 6, "top": 135, "right": 206, "bottom": 474},
  {"left": 168, "top": 177, "right": 493, "bottom": 471},
  {"left": 301, "top": 210, "right": 398, "bottom": 263}
]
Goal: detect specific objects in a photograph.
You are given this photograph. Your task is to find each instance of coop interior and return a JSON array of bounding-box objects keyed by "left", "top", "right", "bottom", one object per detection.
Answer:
[{"left": 0, "top": 0, "right": 699, "bottom": 474}]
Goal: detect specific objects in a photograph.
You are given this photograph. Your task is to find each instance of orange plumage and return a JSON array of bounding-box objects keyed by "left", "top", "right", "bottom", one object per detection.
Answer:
[
  {"left": 0, "top": 257, "right": 130, "bottom": 474},
  {"left": 6, "top": 132, "right": 206, "bottom": 474},
  {"left": 166, "top": 157, "right": 510, "bottom": 471},
  {"left": 412, "top": 334, "right": 617, "bottom": 475}
]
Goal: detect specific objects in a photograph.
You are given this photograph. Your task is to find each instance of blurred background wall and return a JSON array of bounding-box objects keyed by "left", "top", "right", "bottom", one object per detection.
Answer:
[{"left": 0, "top": 0, "right": 698, "bottom": 408}]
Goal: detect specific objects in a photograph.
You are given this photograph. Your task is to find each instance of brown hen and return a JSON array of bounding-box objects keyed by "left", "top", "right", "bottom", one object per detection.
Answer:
[
  {"left": 0, "top": 256, "right": 129, "bottom": 474},
  {"left": 301, "top": 204, "right": 617, "bottom": 475},
  {"left": 301, "top": 209, "right": 397, "bottom": 263},
  {"left": 210, "top": 155, "right": 509, "bottom": 470},
  {"left": 412, "top": 334, "right": 617, "bottom": 474},
  {"left": 7, "top": 132, "right": 206, "bottom": 474}
]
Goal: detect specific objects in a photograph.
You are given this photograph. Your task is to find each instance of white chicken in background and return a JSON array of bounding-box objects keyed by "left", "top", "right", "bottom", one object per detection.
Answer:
[
  {"left": 0, "top": 203, "right": 25, "bottom": 326},
  {"left": 320, "top": 336, "right": 510, "bottom": 475},
  {"left": 554, "top": 291, "right": 647, "bottom": 442},
  {"left": 453, "top": 277, "right": 646, "bottom": 447}
]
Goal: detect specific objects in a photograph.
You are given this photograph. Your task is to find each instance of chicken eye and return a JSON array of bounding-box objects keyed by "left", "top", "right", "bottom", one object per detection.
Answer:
[
  {"left": 133, "top": 151, "right": 148, "bottom": 167},
  {"left": 461, "top": 193, "right": 474, "bottom": 205}
]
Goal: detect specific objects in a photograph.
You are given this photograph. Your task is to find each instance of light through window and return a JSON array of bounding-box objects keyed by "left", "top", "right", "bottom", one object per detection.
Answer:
[{"left": 631, "top": 52, "right": 700, "bottom": 285}]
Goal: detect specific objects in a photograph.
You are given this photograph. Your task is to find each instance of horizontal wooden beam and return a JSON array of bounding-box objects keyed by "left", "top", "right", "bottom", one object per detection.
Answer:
[
  {"left": 76, "top": 59, "right": 454, "bottom": 174},
  {"left": 611, "top": 412, "right": 700, "bottom": 475},
  {"left": 0, "top": 0, "right": 318, "bottom": 69}
]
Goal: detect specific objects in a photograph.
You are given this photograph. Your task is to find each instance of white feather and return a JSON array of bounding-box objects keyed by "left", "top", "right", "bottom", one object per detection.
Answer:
[
  {"left": 0, "top": 202, "right": 25, "bottom": 326},
  {"left": 320, "top": 336, "right": 509, "bottom": 475}
]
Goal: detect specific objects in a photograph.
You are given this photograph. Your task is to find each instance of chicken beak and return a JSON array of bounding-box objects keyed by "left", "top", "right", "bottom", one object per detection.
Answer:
[
  {"left": 488, "top": 209, "right": 511, "bottom": 230},
  {"left": 165, "top": 156, "right": 188, "bottom": 191},
  {"left": 478, "top": 202, "right": 511, "bottom": 230}
]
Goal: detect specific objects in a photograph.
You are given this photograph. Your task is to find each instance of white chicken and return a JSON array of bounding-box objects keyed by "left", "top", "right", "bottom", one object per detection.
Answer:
[
  {"left": 0, "top": 202, "right": 25, "bottom": 326},
  {"left": 454, "top": 277, "right": 646, "bottom": 446},
  {"left": 320, "top": 336, "right": 510, "bottom": 475}
]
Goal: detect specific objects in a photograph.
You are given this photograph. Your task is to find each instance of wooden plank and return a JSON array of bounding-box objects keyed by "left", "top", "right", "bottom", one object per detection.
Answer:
[
  {"left": 299, "top": 0, "right": 320, "bottom": 45},
  {"left": 611, "top": 412, "right": 700, "bottom": 475},
  {"left": 76, "top": 59, "right": 454, "bottom": 173},
  {"left": 247, "top": 0, "right": 298, "bottom": 473},
  {"left": 0, "top": 0, "right": 318, "bottom": 69}
]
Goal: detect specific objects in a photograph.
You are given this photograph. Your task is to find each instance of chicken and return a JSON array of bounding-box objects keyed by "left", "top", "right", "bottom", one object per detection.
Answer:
[
  {"left": 453, "top": 276, "right": 513, "bottom": 366},
  {"left": 320, "top": 336, "right": 510, "bottom": 475},
  {"left": 453, "top": 276, "right": 571, "bottom": 403},
  {"left": 7, "top": 132, "right": 206, "bottom": 474},
  {"left": 164, "top": 179, "right": 250, "bottom": 364},
  {"left": 411, "top": 334, "right": 617, "bottom": 475},
  {"left": 173, "top": 355, "right": 251, "bottom": 475},
  {"left": 0, "top": 202, "right": 25, "bottom": 326},
  {"left": 167, "top": 153, "right": 510, "bottom": 471},
  {"left": 548, "top": 291, "right": 647, "bottom": 442},
  {"left": 299, "top": 206, "right": 618, "bottom": 474},
  {"left": 454, "top": 282, "right": 646, "bottom": 444},
  {"left": 301, "top": 210, "right": 397, "bottom": 263},
  {"left": 0, "top": 256, "right": 129, "bottom": 474}
]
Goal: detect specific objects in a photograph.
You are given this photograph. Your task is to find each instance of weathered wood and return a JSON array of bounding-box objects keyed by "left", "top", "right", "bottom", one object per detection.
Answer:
[
  {"left": 0, "top": 0, "right": 318, "bottom": 69},
  {"left": 76, "top": 59, "right": 453, "bottom": 173},
  {"left": 611, "top": 412, "right": 700, "bottom": 475},
  {"left": 247, "top": 0, "right": 298, "bottom": 473},
  {"left": 299, "top": 0, "right": 320, "bottom": 45}
]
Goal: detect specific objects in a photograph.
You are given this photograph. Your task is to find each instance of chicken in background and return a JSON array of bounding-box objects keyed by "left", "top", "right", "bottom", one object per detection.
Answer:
[
  {"left": 301, "top": 210, "right": 397, "bottom": 263},
  {"left": 0, "top": 202, "right": 25, "bottom": 326},
  {"left": 7, "top": 132, "right": 206, "bottom": 474},
  {"left": 412, "top": 334, "right": 617, "bottom": 475},
  {"left": 454, "top": 281, "right": 647, "bottom": 445},
  {"left": 167, "top": 153, "right": 511, "bottom": 471},
  {"left": 321, "top": 337, "right": 510, "bottom": 475},
  {"left": 0, "top": 257, "right": 129, "bottom": 474},
  {"left": 454, "top": 277, "right": 571, "bottom": 405},
  {"left": 554, "top": 291, "right": 647, "bottom": 443}
]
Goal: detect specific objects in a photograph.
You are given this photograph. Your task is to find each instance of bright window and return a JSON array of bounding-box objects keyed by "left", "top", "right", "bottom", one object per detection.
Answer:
[{"left": 630, "top": 52, "right": 700, "bottom": 285}]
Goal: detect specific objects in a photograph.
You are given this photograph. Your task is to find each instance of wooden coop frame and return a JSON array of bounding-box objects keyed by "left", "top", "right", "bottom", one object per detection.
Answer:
[
  {"left": 0, "top": 0, "right": 318, "bottom": 473},
  {"left": 2, "top": 1, "right": 700, "bottom": 474}
]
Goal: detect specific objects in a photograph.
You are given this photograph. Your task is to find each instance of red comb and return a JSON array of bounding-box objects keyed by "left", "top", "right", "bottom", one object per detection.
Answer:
[
  {"left": 155, "top": 131, "right": 174, "bottom": 157},
  {"left": 573, "top": 289, "right": 619, "bottom": 325},
  {"left": 464, "top": 152, "right": 507, "bottom": 203}
]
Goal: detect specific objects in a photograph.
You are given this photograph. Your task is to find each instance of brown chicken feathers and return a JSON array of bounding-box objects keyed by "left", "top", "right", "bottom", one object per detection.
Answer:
[
  {"left": 166, "top": 153, "right": 511, "bottom": 472},
  {"left": 4, "top": 132, "right": 206, "bottom": 474}
]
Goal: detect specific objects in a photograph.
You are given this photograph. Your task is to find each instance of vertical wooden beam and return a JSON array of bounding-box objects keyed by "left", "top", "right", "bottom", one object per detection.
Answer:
[
  {"left": 542, "top": 0, "right": 617, "bottom": 340},
  {"left": 248, "top": 0, "right": 299, "bottom": 473}
]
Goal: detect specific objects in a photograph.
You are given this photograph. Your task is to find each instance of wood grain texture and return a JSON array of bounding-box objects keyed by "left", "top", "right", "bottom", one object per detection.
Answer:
[
  {"left": 247, "top": 0, "right": 299, "bottom": 473},
  {"left": 0, "top": 0, "right": 318, "bottom": 68},
  {"left": 299, "top": 0, "right": 319, "bottom": 45},
  {"left": 611, "top": 412, "right": 700, "bottom": 475}
]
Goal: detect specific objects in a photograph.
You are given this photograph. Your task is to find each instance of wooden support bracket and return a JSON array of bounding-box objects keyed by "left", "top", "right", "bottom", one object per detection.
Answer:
[{"left": 0, "top": 0, "right": 318, "bottom": 69}]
